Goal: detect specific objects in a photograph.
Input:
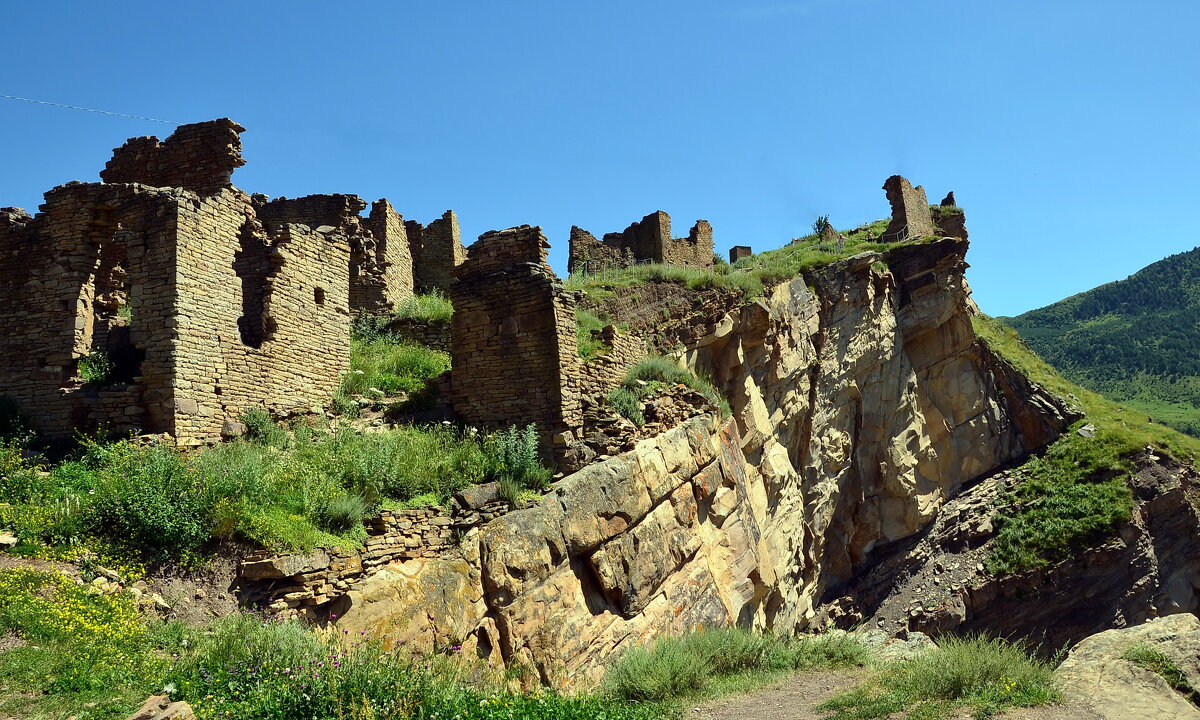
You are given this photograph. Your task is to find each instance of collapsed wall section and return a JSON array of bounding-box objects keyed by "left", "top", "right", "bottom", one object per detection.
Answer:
[
  {"left": 450, "top": 226, "right": 581, "bottom": 449},
  {"left": 100, "top": 118, "right": 246, "bottom": 196},
  {"left": 567, "top": 210, "right": 714, "bottom": 274}
]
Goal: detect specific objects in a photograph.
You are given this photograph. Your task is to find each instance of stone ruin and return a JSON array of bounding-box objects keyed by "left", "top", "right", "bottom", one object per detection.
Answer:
[
  {"left": 0, "top": 119, "right": 461, "bottom": 444},
  {"left": 729, "top": 245, "right": 752, "bottom": 264},
  {"left": 567, "top": 210, "right": 714, "bottom": 275},
  {"left": 881, "top": 175, "right": 967, "bottom": 243}
]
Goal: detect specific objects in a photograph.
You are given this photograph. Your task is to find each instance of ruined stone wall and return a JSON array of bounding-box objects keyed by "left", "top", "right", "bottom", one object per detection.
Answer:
[
  {"left": 568, "top": 211, "right": 714, "bottom": 274},
  {"left": 256, "top": 194, "right": 414, "bottom": 316},
  {"left": 580, "top": 326, "right": 647, "bottom": 397},
  {"left": 100, "top": 119, "right": 245, "bottom": 196},
  {"left": 729, "top": 245, "right": 752, "bottom": 264},
  {"left": 931, "top": 204, "right": 968, "bottom": 240},
  {"left": 408, "top": 210, "right": 464, "bottom": 294},
  {"left": 363, "top": 199, "right": 415, "bottom": 309},
  {"left": 384, "top": 317, "right": 451, "bottom": 353},
  {"left": 450, "top": 226, "right": 582, "bottom": 446},
  {"left": 170, "top": 191, "right": 351, "bottom": 443},
  {"left": 567, "top": 226, "right": 633, "bottom": 275},
  {"left": 0, "top": 184, "right": 184, "bottom": 437},
  {"left": 881, "top": 175, "right": 936, "bottom": 242}
]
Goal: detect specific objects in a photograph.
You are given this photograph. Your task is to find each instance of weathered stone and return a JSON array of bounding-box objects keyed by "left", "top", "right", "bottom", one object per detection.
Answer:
[
  {"left": 124, "top": 695, "right": 196, "bottom": 720},
  {"left": 881, "top": 175, "right": 936, "bottom": 241}
]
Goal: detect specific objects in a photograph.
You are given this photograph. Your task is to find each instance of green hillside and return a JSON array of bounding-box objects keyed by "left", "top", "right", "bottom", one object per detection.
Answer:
[{"left": 1004, "top": 246, "right": 1200, "bottom": 436}]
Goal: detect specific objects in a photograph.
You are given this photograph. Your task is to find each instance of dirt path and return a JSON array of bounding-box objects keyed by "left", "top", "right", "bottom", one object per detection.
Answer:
[{"left": 691, "top": 669, "right": 1104, "bottom": 720}]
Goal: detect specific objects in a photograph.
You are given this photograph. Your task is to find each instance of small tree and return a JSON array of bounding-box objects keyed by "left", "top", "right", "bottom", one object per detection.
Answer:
[{"left": 812, "top": 215, "right": 832, "bottom": 238}]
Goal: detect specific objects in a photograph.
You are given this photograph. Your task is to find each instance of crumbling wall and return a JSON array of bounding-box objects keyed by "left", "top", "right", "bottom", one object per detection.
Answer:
[
  {"left": 580, "top": 327, "right": 647, "bottom": 397},
  {"left": 408, "top": 210, "right": 464, "bottom": 294},
  {"left": 256, "top": 194, "right": 414, "bottom": 316},
  {"left": 931, "top": 192, "right": 968, "bottom": 240},
  {"left": 450, "top": 226, "right": 581, "bottom": 448},
  {"left": 881, "top": 175, "right": 936, "bottom": 242},
  {"left": 568, "top": 210, "right": 714, "bottom": 274},
  {"left": 567, "top": 226, "right": 633, "bottom": 274},
  {"left": 0, "top": 184, "right": 183, "bottom": 438},
  {"left": 171, "top": 192, "right": 351, "bottom": 443},
  {"left": 100, "top": 118, "right": 246, "bottom": 196}
]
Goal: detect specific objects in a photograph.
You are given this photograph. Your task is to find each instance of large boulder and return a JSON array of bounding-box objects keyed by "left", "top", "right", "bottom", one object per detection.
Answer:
[
  {"left": 125, "top": 695, "right": 195, "bottom": 720},
  {"left": 1056, "top": 614, "right": 1200, "bottom": 719}
]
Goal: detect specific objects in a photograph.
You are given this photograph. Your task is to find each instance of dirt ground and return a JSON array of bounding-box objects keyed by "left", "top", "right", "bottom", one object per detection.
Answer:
[{"left": 692, "top": 669, "right": 1105, "bottom": 720}]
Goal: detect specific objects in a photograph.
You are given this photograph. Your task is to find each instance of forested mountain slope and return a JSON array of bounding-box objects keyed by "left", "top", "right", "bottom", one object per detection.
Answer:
[{"left": 1005, "top": 246, "right": 1200, "bottom": 435}]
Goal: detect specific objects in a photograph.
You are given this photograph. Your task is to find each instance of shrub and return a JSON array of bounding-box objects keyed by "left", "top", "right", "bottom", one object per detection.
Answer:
[
  {"left": 607, "top": 387, "right": 645, "bottom": 426},
  {"left": 819, "top": 635, "right": 1059, "bottom": 719},
  {"left": 316, "top": 493, "right": 369, "bottom": 534},
  {"left": 78, "top": 351, "right": 114, "bottom": 384},
  {"left": 240, "top": 407, "right": 288, "bottom": 447},
  {"left": 87, "top": 442, "right": 210, "bottom": 557},
  {"left": 487, "top": 424, "right": 552, "bottom": 492}
]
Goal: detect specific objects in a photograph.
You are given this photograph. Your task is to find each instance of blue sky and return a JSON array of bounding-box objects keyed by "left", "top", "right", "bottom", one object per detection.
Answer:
[{"left": 2, "top": 1, "right": 1196, "bottom": 316}]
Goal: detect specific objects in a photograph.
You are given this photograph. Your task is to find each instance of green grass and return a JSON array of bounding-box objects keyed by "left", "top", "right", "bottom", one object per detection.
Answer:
[
  {"left": 577, "top": 308, "right": 609, "bottom": 360},
  {"left": 972, "top": 313, "right": 1200, "bottom": 576},
  {"left": 392, "top": 290, "right": 454, "bottom": 322},
  {"left": 819, "top": 636, "right": 1059, "bottom": 720},
  {"left": 0, "top": 420, "right": 552, "bottom": 560},
  {"left": 1122, "top": 643, "right": 1199, "bottom": 702},
  {"left": 565, "top": 262, "right": 764, "bottom": 305},
  {"left": 604, "top": 627, "right": 869, "bottom": 705},
  {"left": 0, "top": 576, "right": 664, "bottom": 720},
  {"left": 341, "top": 339, "right": 450, "bottom": 397},
  {"left": 607, "top": 356, "right": 731, "bottom": 421}
]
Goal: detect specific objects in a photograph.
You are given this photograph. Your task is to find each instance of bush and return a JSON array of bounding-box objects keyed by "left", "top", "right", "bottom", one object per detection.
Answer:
[
  {"left": 88, "top": 443, "right": 210, "bottom": 557},
  {"left": 315, "top": 493, "right": 369, "bottom": 534},
  {"left": 78, "top": 351, "right": 114, "bottom": 384},
  {"left": 577, "top": 309, "right": 608, "bottom": 360},
  {"left": 240, "top": 407, "right": 288, "bottom": 447},
  {"left": 607, "top": 387, "right": 645, "bottom": 426},
  {"left": 819, "top": 636, "right": 1059, "bottom": 720}
]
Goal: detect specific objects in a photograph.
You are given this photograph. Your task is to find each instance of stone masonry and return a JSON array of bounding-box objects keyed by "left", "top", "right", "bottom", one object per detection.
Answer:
[
  {"left": 254, "top": 194, "right": 420, "bottom": 316},
  {"left": 0, "top": 119, "right": 350, "bottom": 443},
  {"left": 450, "top": 226, "right": 583, "bottom": 451},
  {"left": 881, "top": 175, "right": 936, "bottom": 242},
  {"left": 729, "top": 245, "right": 752, "bottom": 264},
  {"left": 407, "top": 210, "right": 465, "bottom": 294},
  {"left": 567, "top": 210, "right": 714, "bottom": 275}
]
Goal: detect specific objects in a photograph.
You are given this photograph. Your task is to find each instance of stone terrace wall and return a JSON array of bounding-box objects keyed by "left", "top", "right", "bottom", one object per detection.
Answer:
[
  {"left": 100, "top": 118, "right": 245, "bottom": 196},
  {"left": 881, "top": 175, "right": 936, "bottom": 242},
  {"left": 580, "top": 326, "right": 646, "bottom": 398},
  {"left": 171, "top": 194, "right": 351, "bottom": 443},
  {"left": 568, "top": 210, "right": 714, "bottom": 274},
  {"left": 450, "top": 226, "right": 582, "bottom": 449},
  {"left": 407, "top": 210, "right": 464, "bottom": 294}
]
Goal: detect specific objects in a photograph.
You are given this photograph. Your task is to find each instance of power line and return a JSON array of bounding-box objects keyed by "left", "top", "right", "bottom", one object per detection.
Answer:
[{"left": 1, "top": 94, "right": 177, "bottom": 124}]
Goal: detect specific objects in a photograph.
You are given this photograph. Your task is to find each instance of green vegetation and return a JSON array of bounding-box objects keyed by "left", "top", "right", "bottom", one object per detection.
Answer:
[
  {"left": 813, "top": 214, "right": 832, "bottom": 237},
  {"left": 78, "top": 351, "right": 115, "bottom": 384},
  {"left": 604, "top": 627, "right": 868, "bottom": 705},
  {"left": 0, "top": 419, "right": 552, "bottom": 561},
  {"left": 0, "top": 569, "right": 662, "bottom": 720},
  {"left": 341, "top": 339, "right": 450, "bottom": 397},
  {"left": 606, "top": 356, "right": 730, "bottom": 425},
  {"left": 819, "top": 636, "right": 1059, "bottom": 720},
  {"left": 972, "top": 313, "right": 1200, "bottom": 576},
  {"left": 576, "top": 308, "right": 609, "bottom": 360},
  {"left": 392, "top": 290, "right": 454, "bottom": 322},
  {"left": 1004, "top": 246, "right": 1200, "bottom": 436},
  {"left": 1122, "top": 643, "right": 1199, "bottom": 702},
  {"left": 565, "top": 262, "right": 764, "bottom": 306}
]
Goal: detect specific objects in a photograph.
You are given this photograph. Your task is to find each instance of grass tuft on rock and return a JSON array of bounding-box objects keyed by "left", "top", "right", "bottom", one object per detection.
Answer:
[{"left": 819, "top": 636, "right": 1059, "bottom": 720}]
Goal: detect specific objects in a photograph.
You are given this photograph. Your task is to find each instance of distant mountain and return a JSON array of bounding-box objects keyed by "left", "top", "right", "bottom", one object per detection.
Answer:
[{"left": 1004, "top": 246, "right": 1200, "bottom": 436}]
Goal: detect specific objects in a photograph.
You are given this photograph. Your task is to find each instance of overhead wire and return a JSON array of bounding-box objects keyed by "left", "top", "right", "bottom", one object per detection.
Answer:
[{"left": 0, "top": 94, "right": 177, "bottom": 124}]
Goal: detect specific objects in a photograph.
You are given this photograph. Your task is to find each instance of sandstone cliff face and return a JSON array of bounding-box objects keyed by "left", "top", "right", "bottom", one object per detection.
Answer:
[{"left": 334, "top": 238, "right": 1073, "bottom": 685}]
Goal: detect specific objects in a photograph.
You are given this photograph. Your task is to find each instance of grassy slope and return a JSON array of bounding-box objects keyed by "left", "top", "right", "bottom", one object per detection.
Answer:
[{"left": 1004, "top": 246, "right": 1200, "bottom": 436}]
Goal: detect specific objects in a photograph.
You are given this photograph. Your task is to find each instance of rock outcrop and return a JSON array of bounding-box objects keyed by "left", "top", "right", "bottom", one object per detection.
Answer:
[
  {"left": 1057, "top": 614, "right": 1200, "bottom": 719},
  {"left": 331, "top": 235, "right": 1073, "bottom": 685}
]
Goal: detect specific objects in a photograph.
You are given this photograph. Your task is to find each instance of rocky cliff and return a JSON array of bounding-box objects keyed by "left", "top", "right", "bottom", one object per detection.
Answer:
[{"left": 332, "top": 237, "right": 1075, "bottom": 686}]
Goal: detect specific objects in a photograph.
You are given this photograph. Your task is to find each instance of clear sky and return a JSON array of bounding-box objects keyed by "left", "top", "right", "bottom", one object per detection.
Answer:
[{"left": 2, "top": 1, "right": 1196, "bottom": 317}]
